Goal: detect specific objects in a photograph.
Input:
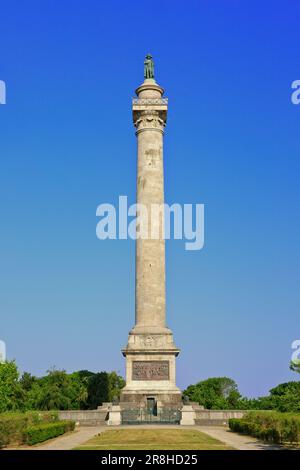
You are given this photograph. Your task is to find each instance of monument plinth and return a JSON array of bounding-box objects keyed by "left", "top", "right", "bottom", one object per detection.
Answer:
[{"left": 120, "top": 55, "right": 181, "bottom": 407}]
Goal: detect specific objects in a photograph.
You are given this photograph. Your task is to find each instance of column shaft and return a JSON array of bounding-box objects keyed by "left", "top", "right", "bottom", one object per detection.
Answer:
[{"left": 135, "top": 127, "right": 165, "bottom": 327}]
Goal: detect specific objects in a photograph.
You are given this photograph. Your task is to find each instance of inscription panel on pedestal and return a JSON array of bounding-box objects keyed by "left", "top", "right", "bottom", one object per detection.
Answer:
[{"left": 132, "top": 361, "right": 169, "bottom": 381}]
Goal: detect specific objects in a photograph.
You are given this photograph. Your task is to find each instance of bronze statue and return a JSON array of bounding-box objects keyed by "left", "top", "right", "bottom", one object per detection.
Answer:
[{"left": 144, "top": 54, "right": 154, "bottom": 79}]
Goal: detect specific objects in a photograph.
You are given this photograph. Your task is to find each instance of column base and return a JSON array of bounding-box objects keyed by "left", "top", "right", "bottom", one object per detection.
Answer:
[
  {"left": 121, "top": 327, "right": 181, "bottom": 409},
  {"left": 120, "top": 390, "right": 182, "bottom": 407}
]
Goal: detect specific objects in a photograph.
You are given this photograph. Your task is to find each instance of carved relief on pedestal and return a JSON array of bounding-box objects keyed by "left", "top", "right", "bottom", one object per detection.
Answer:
[
  {"left": 132, "top": 360, "right": 169, "bottom": 380},
  {"left": 139, "top": 334, "right": 165, "bottom": 348}
]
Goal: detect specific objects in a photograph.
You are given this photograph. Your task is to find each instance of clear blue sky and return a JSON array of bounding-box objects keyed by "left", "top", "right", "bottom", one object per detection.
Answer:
[{"left": 1, "top": 0, "right": 299, "bottom": 397}]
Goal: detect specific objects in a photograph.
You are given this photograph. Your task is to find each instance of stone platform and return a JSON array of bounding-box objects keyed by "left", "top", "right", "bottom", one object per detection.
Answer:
[{"left": 58, "top": 406, "right": 246, "bottom": 427}]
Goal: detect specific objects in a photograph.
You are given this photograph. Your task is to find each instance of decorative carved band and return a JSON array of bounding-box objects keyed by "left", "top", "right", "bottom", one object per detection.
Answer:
[{"left": 132, "top": 98, "right": 168, "bottom": 105}]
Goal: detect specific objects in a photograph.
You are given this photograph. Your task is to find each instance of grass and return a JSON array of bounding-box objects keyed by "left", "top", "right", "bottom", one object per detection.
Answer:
[{"left": 75, "top": 429, "right": 233, "bottom": 450}]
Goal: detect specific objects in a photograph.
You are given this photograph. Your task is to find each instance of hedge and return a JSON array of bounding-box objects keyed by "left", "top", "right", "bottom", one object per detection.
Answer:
[
  {"left": 23, "top": 420, "right": 75, "bottom": 446},
  {"left": 229, "top": 411, "right": 300, "bottom": 445},
  {"left": 0, "top": 411, "right": 62, "bottom": 448}
]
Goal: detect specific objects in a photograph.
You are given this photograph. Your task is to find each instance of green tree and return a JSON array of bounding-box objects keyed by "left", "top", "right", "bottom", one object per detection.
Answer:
[
  {"left": 0, "top": 360, "right": 126, "bottom": 411},
  {"left": 20, "top": 368, "right": 125, "bottom": 410},
  {"left": 268, "top": 381, "right": 300, "bottom": 412},
  {"left": 69, "top": 371, "right": 89, "bottom": 408},
  {"left": 0, "top": 361, "right": 24, "bottom": 412},
  {"left": 20, "top": 372, "right": 37, "bottom": 391},
  {"left": 235, "top": 395, "right": 274, "bottom": 410},
  {"left": 31, "top": 369, "right": 73, "bottom": 410},
  {"left": 239, "top": 382, "right": 300, "bottom": 412},
  {"left": 108, "top": 371, "right": 125, "bottom": 401},
  {"left": 184, "top": 377, "right": 241, "bottom": 409},
  {"left": 25, "top": 368, "right": 87, "bottom": 410},
  {"left": 75, "top": 370, "right": 95, "bottom": 383},
  {"left": 86, "top": 372, "right": 109, "bottom": 409}
]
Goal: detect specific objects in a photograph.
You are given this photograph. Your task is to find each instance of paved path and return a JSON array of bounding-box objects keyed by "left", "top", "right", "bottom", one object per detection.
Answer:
[
  {"left": 197, "top": 426, "right": 282, "bottom": 450},
  {"left": 14, "top": 426, "right": 105, "bottom": 451}
]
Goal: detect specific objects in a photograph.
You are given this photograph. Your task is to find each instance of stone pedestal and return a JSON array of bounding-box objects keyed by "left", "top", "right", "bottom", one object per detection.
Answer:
[
  {"left": 121, "top": 63, "right": 181, "bottom": 408},
  {"left": 108, "top": 405, "right": 121, "bottom": 426},
  {"left": 121, "top": 329, "right": 181, "bottom": 406},
  {"left": 180, "top": 405, "right": 196, "bottom": 426}
]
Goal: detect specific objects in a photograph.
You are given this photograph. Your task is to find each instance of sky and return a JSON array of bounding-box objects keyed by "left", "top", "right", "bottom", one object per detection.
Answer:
[{"left": 0, "top": 0, "right": 299, "bottom": 398}]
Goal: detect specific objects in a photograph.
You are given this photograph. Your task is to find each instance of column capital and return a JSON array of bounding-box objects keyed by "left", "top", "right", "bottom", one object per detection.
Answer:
[
  {"left": 132, "top": 94, "right": 168, "bottom": 133},
  {"left": 133, "top": 110, "right": 166, "bottom": 134}
]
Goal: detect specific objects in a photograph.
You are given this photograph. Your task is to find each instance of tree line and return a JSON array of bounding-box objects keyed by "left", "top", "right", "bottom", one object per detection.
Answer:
[
  {"left": 0, "top": 360, "right": 299, "bottom": 413},
  {"left": 184, "top": 376, "right": 300, "bottom": 412},
  {"left": 0, "top": 361, "right": 125, "bottom": 412}
]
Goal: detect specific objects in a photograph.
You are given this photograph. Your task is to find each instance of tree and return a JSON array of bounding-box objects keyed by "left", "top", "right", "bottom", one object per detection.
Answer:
[
  {"left": 20, "top": 372, "right": 37, "bottom": 391},
  {"left": 183, "top": 377, "right": 241, "bottom": 409},
  {"left": 24, "top": 368, "right": 88, "bottom": 410},
  {"left": 19, "top": 367, "right": 125, "bottom": 410},
  {"left": 0, "top": 361, "right": 125, "bottom": 411},
  {"left": 69, "top": 371, "right": 90, "bottom": 409},
  {"left": 86, "top": 372, "right": 109, "bottom": 409},
  {"left": 31, "top": 369, "right": 73, "bottom": 410},
  {"left": 75, "top": 370, "right": 95, "bottom": 382},
  {"left": 268, "top": 381, "right": 300, "bottom": 412},
  {"left": 0, "top": 361, "right": 24, "bottom": 412},
  {"left": 108, "top": 371, "right": 125, "bottom": 401}
]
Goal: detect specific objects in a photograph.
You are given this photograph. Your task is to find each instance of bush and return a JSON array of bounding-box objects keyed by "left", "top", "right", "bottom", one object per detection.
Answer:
[
  {"left": 23, "top": 420, "right": 75, "bottom": 446},
  {"left": 229, "top": 411, "right": 300, "bottom": 445},
  {"left": 0, "top": 411, "right": 59, "bottom": 448}
]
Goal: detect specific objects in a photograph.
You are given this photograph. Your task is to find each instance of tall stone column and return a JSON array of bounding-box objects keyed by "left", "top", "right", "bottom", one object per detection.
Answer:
[
  {"left": 121, "top": 56, "right": 181, "bottom": 407},
  {"left": 135, "top": 79, "right": 166, "bottom": 331}
]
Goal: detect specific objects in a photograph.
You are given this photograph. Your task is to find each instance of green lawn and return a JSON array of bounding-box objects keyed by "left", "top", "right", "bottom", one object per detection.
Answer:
[{"left": 75, "top": 429, "right": 233, "bottom": 450}]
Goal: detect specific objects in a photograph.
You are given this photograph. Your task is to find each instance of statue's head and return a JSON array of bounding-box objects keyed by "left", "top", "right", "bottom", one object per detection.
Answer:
[{"left": 146, "top": 53, "right": 153, "bottom": 60}]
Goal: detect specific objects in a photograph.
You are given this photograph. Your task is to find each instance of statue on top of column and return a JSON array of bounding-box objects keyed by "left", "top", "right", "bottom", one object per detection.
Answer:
[{"left": 144, "top": 54, "right": 154, "bottom": 79}]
